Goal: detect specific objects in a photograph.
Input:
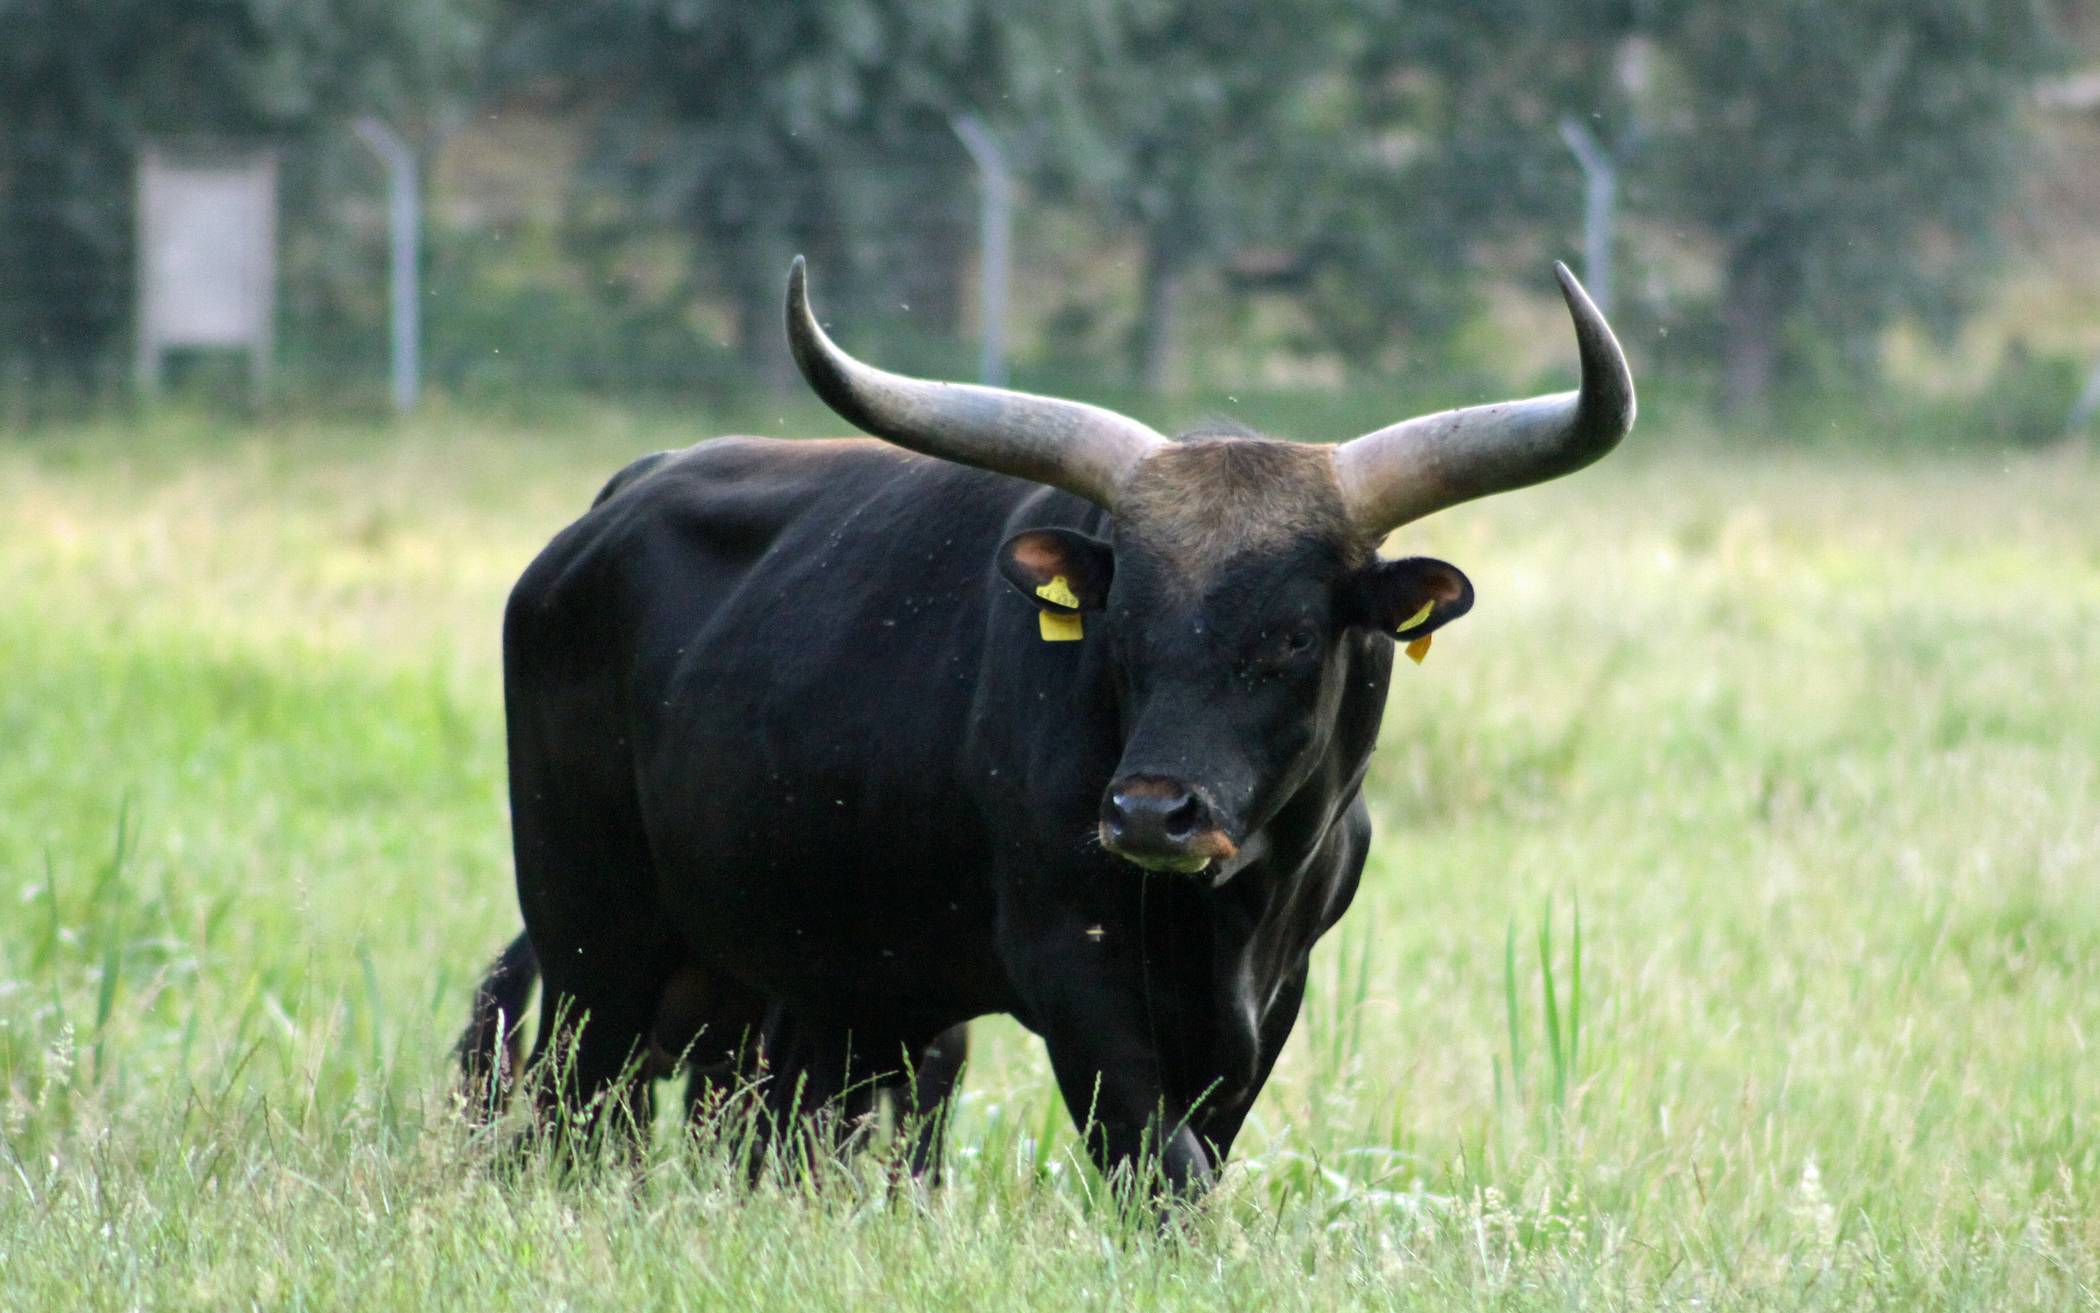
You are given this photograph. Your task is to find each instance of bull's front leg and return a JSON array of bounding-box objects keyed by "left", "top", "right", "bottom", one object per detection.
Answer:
[
  {"left": 1044, "top": 1025, "right": 1213, "bottom": 1198},
  {"left": 1020, "top": 960, "right": 1215, "bottom": 1199}
]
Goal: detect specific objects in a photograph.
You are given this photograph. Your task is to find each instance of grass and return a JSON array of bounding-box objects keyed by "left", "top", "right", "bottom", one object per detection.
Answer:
[{"left": 3, "top": 404, "right": 2099, "bottom": 1308}]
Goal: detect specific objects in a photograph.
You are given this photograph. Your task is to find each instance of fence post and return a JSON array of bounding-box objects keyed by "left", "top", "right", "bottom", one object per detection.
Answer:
[
  {"left": 951, "top": 115, "right": 1011, "bottom": 389},
  {"left": 1558, "top": 117, "right": 1616, "bottom": 319},
  {"left": 355, "top": 118, "right": 421, "bottom": 415},
  {"left": 2069, "top": 357, "right": 2100, "bottom": 436}
]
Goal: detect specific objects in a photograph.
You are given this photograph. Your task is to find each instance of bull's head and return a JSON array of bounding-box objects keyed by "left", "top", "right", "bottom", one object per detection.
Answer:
[{"left": 786, "top": 258, "right": 1633, "bottom": 879}]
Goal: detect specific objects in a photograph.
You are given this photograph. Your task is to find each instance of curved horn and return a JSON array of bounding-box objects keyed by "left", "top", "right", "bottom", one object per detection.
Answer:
[
  {"left": 785, "top": 257, "right": 1166, "bottom": 508},
  {"left": 1333, "top": 262, "right": 1635, "bottom": 538}
]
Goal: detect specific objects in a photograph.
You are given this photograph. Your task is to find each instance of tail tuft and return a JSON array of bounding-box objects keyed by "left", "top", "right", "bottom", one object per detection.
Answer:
[{"left": 457, "top": 930, "right": 538, "bottom": 1124}]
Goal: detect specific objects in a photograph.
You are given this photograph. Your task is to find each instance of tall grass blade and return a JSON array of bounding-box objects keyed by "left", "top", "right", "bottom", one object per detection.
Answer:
[
  {"left": 358, "top": 941, "right": 386, "bottom": 1075},
  {"left": 1503, "top": 918, "right": 1523, "bottom": 1096},
  {"left": 1570, "top": 896, "right": 1583, "bottom": 1086},
  {"left": 1539, "top": 903, "right": 1564, "bottom": 1108},
  {"left": 1347, "top": 924, "right": 1373, "bottom": 1070},
  {"left": 90, "top": 801, "right": 134, "bottom": 1084}
]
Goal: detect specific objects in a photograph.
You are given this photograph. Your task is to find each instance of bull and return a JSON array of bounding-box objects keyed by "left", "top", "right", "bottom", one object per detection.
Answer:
[{"left": 457, "top": 257, "right": 1634, "bottom": 1195}]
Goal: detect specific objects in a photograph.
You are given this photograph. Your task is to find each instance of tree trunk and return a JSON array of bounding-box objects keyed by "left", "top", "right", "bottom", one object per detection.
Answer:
[
  {"left": 1720, "top": 252, "right": 1778, "bottom": 417},
  {"left": 1135, "top": 229, "right": 1184, "bottom": 397},
  {"left": 1, "top": 136, "right": 126, "bottom": 385}
]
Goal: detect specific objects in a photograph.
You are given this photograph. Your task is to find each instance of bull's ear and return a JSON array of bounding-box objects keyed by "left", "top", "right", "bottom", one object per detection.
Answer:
[
  {"left": 998, "top": 528, "right": 1114, "bottom": 612},
  {"left": 1344, "top": 556, "right": 1473, "bottom": 639}
]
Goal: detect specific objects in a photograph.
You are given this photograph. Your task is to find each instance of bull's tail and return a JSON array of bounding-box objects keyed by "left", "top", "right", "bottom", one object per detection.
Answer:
[{"left": 457, "top": 929, "right": 538, "bottom": 1123}]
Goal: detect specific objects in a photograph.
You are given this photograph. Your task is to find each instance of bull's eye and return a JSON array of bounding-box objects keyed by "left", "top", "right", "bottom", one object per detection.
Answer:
[{"left": 1243, "top": 626, "right": 1322, "bottom": 679}]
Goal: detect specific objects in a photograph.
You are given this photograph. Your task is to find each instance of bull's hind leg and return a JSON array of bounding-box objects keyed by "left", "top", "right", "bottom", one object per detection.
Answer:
[
  {"left": 657, "top": 968, "right": 768, "bottom": 1141},
  {"left": 740, "top": 1019, "right": 970, "bottom": 1184},
  {"left": 524, "top": 943, "right": 669, "bottom": 1162},
  {"left": 518, "top": 858, "right": 673, "bottom": 1163},
  {"left": 724, "top": 1014, "right": 910, "bottom": 1178},
  {"left": 507, "top": 716, "right": 672, "bottom": 1163},
  {"left": 740, "top": 1012, "right": 860, "bottom": 1180}
]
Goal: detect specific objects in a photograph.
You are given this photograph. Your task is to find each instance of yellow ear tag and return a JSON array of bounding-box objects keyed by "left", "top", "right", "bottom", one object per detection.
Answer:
[
  {"left": 1398, "top": 599, "right": 1435, "bottom": 664},
  {"left": 1036, "top": 575, "right": 1084, "bottom": 642}
]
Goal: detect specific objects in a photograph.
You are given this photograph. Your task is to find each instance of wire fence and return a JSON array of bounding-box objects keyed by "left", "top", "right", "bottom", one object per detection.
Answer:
[
  {"left": 4, "top": 112, "right": 2099, "bottom": 444},
  {"left": 0, "top": 119, "right": 1159, "bottom": 410}
]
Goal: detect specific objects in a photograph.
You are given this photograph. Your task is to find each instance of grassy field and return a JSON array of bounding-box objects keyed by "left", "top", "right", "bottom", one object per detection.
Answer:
[{"left": 3, "top": 406, "right": 2099, "bottom": 1309}]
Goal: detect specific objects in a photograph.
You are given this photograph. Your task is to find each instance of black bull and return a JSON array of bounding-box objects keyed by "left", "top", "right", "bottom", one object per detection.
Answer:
[{"left": 457, "top": 259, "right": 1634, "bottom": 1196}]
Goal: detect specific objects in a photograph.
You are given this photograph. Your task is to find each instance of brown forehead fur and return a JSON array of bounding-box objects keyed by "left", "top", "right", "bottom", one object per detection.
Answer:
[{"left": 1115, "top": 435, "right": 1370, "bottom": 581}]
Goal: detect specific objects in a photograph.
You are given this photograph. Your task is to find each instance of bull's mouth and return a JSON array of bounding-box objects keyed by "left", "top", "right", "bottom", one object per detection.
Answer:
[
  {"left": 1098, "top": 825, "right": 1240, "bottom": 878},
  {"left": 1115, "top": 850, "right": 1215, "bottom": 875}
]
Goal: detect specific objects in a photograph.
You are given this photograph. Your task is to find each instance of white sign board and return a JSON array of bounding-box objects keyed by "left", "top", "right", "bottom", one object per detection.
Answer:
[{"left": 136, "top": 146, "right": 277, "bottom": 392}]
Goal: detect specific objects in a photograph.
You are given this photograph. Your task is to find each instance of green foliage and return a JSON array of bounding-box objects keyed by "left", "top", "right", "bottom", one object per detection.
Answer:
[
  {"left": 1039, "top": 0, "right": 1366, "bottom": 383},
  {"left": 1973, "top": 344, "right": 2087, "bottom": 446},
  {"left": 0, "top": 0, "right": 490, "bottom": 382},
  {"left": 1309, "top": 0, "right": 1639, "bottom": 365},
  {"left": 1647, "top": 0, "right": 2067, "bottom": 405},
  {"left": 494, "top": 0, "right": 1072, "bottom": 380},
  {"left": 0, "top": 0, "right": 2080, "bottom": 415}
]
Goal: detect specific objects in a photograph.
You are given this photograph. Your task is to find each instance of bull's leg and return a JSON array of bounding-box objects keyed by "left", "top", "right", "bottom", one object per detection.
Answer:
[
  {"left": 1034, "top": 1003, "right": 1213, "bottom": 1199},
  {"left": 505, "top": 671, "right": 672, "bottom": 1166},
  {"left": 508, "top": 778, "right": 669, "bottom": 1162},
  {"left": 897, "top": 1024, "right": 969, "bottom": 1182},
  {"left": 1186, "top": 970, "right": 1307, "bottom": 1167},
  {"left": 652, "top": 965, "right": 766, "bottom": 1121},
  {"left": 737, "top": 1011, "right": 859, "bottom": 1181},
  {"left": 697, "top": 1020, "right": 967, "bottom": 1184},
  {"left": 1003, "top": 923, "right": 1214, "bottom": 1200},
  {"left": 525, "top": 953, "right": 667, "bottom": 1164},
  {"left": 739, "top": 1017, "right": 958, "bottom": 1183},
  {"left": 676, "top": 992, "right": 785, "bottom": 1177},
  {"left": 1047, "top": 1046, "right": 1211, "bottom": 1198}
]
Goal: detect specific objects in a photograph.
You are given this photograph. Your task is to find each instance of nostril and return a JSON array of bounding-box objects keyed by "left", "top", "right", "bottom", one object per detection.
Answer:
[
  {"left": 1102, "top": 795, "right": 1133, "bottom": 840},
  {"left": 1161, "top": 794, "right": 1203, "bottom": 840}
]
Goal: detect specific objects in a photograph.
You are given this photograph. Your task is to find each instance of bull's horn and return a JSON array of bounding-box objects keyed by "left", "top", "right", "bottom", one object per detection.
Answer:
[
  {"left": 786, "top": 257, "right": 1166, "bottom": 509},
  {"left": 1333, "top": 262, "right": 1635, "bottom": 539}
]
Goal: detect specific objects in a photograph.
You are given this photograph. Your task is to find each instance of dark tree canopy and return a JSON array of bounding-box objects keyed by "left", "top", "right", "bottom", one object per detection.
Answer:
[
  {"left": 0, "top": 0, "right": 2075, "bottom": 409},
  {"left": 0, "top": 0, "right": 487, "bottom": 383},
  {"left": 1651, "top": 0, "right": 2063, "bottom": 409}
]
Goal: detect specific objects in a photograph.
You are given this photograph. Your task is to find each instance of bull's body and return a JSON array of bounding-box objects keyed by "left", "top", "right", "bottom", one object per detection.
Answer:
[
  {"left": 503, "top": 435, "right": 1386, "bottom": 1178},
  {"left": 460, "top": 257, "right": 1631, "bottom": 1198}
]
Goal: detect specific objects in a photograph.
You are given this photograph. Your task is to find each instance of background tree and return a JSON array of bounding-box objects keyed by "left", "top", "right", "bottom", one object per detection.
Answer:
[
  {"left": 0, "top": 0, "right": 2077, "bottom": 414},
  {"left": 1289, "top": 0, "right": 1648, "bottom": 377},
  {"left": 1045, "top": 0, "right": 1364, "bottom": 393},
  {"left": 0, "top": 0, "right": 487, "bottom": 387},
  {"left": 497, "top": 0, "right": 1082, "bottom": 389},
  {"left": 1648, "top": 0, "right": 2064, "bottom": 411}
]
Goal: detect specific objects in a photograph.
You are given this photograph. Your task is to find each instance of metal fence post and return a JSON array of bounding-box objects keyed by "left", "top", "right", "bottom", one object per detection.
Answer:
[
  {"left": 1559, "top": 117, "right": 1617, "bottom": 319},
  {"left": 2069, "top": 357, "right": 2100, "bottom": 436},
  {"left": 951, "top": 115, "right": 1011, "bottom": 389},
  {"left": 355, "top": 118, "right": 421, "bottom": 415}
]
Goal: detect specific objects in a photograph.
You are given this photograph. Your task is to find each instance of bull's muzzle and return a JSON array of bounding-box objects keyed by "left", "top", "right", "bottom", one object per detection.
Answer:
[{"left": 1100, "top": 775, "right": 1238, "bottom": 875}]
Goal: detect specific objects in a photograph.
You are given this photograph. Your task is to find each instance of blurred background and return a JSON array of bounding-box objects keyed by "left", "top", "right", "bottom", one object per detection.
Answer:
[{"left": 5, "top": 0, "right": 2099, "bottom": 442}]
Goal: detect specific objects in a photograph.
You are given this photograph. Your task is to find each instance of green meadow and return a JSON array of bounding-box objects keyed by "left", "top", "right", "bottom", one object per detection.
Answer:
[{"left": 3, "top": 409, "right": 2098, "bottom": 1309}]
